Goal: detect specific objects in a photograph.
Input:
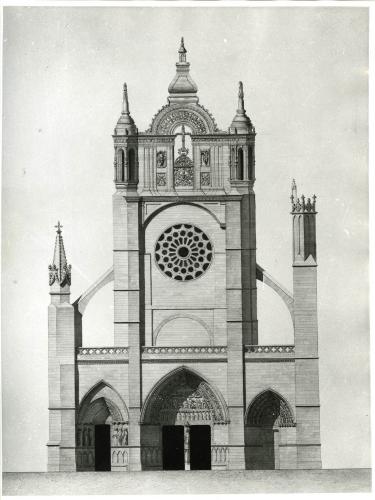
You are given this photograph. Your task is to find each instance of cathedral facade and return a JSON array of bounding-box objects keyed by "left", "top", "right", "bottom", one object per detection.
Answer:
[{"left": 47, "top": 39, "right": 321, "bottom": 472}]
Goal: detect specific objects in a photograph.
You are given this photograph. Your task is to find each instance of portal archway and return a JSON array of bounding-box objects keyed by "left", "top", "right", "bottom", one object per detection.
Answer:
[
  {"left": 141, "top": 367, "right": 229, "bottom": 470},
  {"left": 77, "top": 382, "right": 129, "bottom": 472},
  {"left": 245, "top": 390, "right": 296, "bottom": 470}
]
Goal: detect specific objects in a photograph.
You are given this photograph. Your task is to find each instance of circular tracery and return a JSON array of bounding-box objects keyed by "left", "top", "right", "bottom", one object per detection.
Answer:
[{"left": 155, "top": 224, "right": 213, "bottom": 281}]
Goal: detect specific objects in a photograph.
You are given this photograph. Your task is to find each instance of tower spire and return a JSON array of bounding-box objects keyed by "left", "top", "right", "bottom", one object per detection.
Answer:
[
  {"left": 238, "top": 81, "right": 245, "bottom": 113},
  {"left": 291, "top": 179, "right": 297, "bottom": 202},
  {"left": 122, "top": 83, "right": 130, "bottom": 115},
  {"left": 178, "top": 37, "right": 187, "bottom": 62},
  {"left": 49, "top": 221, "right": 71, "bottom": 287},
  {"left": 114, "top": 82, "right": 137, "bottom": 135},
  {"left": 230, "top": 81, "right": 253, "bottom": 133},
  {"left": 167, "top": 37, "right": 198, "bottom": 104}
]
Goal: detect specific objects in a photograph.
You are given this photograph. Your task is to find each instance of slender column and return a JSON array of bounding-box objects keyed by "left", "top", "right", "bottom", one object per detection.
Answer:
[{"left": 184, "top": 425, "right": 190, "bottom": 470}]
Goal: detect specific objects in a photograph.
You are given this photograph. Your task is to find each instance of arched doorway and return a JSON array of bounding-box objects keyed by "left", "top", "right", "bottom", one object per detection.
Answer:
[
  {"left": 141, "top": 367, "right": 229, "bottom": 471},
  {"left": 245, "top": 390, "right": 296, "bottom": 469},
  {"left": 77, "top": 381, "right": 129, "bottom": 471}
]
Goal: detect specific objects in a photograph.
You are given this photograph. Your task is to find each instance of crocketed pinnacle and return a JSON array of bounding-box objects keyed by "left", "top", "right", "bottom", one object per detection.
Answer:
[
  {"left": 49, "top": 221, "right": 71, "bottom": 287},
  {"left": 291, "top": 179, "right": 297, "bottom": 201},
  {"left": 168, "top": 38, "right": 198, "bottom": 104},
  {"left": 230, "top": 81, "right": 253, "bottom": 133},
  {"left": 114, "top": 83, "right": 137, "bottom": 135}
]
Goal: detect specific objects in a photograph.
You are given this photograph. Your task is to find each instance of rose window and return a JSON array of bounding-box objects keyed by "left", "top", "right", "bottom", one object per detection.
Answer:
[{"left": 155, "top": 224, "right": 213, "bottom": 281}]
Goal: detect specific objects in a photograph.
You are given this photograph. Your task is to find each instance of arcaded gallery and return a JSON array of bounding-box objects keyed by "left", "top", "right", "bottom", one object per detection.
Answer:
[{"left": 47, "top": 39, "right": 321, "bottom": 472}]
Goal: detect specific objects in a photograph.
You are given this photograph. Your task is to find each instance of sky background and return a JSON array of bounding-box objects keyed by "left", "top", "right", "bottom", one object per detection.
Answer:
[{"left": 2, "top": 6, "right": 370, "bottom": 471}]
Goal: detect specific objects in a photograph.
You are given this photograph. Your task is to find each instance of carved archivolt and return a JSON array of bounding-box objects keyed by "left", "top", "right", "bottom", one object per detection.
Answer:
[
  {"left": 147, "top": 104, "right": 218, "bottom": 135},
  {"left": 142, "top": 368, "right": 229, "bottom": 425},
  {"left": 78, "top": 381, "right": 129, "bottom": 424},
  {"left": 246, "top": 390, "right": 295, "bottom": 428}
]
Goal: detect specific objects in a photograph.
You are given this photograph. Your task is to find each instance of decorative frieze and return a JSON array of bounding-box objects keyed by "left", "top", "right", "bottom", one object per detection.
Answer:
[
  {"left": 211, "top": 446, "right": 229, "bottom": 465},
  {"left": 141, "top": 446, "right": 162, "bottom": 467},
  {"left": 78, "top": 347, "right": 128, "bottom": 355},
  {"left": 111, "top": 448, "right": 128, "bottom": 467},
  {"left": 245, "top": 345, "right": 295, "bottom": 354},
  {"left": 142, "top": 346, "right": 227, "bottom": 354}
]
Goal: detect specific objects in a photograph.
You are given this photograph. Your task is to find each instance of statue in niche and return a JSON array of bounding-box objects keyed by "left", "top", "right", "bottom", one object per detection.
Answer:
[
  {"left": 156, "top": 151, "right": 166, "bottom": 168},
  {"left": 87, "top": 427, "right": 92, "bottom": 446},
  {"left": 82, "top": 428, "right": 87, "bottom": 446},
  {"left": 201, "top": 150, "right": 210, "bottom": 167}
]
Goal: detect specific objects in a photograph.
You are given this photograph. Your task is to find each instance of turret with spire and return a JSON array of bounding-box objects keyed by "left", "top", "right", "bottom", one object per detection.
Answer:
[
  {"left": 230, "top": 81, "right": 253, "bottom": 133},
  {"left": 49, "top": 221, "right": 71, "bottom": 296},
  {"left": 168, "top": 38, "right": 198, "bottom": 104},
  {"left": 114, "top": 83, "right": 137, "bottom": 136}
]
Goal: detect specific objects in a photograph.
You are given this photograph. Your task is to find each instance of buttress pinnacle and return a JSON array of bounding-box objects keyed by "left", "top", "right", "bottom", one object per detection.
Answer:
[{"left": 49, "top": 221, "right": 71, "bottom": 287}]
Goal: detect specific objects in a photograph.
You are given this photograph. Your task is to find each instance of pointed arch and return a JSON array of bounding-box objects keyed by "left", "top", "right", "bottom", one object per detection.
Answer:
[
  {"left": 128, "top": 148, "right": 136, "bottom": 182},
  {"left": 143, "top": 201, "right": 225, "bottom": 230},
  {"left": 78, "top": 380, "right": 129, "bottom": 424},
  {"left": 237, "top": 147, "right": 244, "bottom": 180},
  {"left": 141, "top": 366, "right": 229, "bottom": 425},
  {"left": 245, "top": 389, "right": 295, "bottom": 428}
]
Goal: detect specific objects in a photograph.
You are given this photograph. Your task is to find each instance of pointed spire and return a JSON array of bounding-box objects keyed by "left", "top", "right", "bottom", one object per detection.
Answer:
[
  {"left": 115, "top": 82, "right": 137, "bottom": 135},
  {"left": 49, "top": 221, "right": 71, "bottom": 287},
  {"left": 178, "top": 37, "right": 187, "bottom": 62},
  {"left": 168, "top": 38, "right": 198, "bottom": 104},
  {"left": 291, "top": 179, "right": 297, "bottom": 200},
  {"left": 238, "top": 81, "right": 245, "bottom": 113},
  {"left": 230, "top": 81, "right": 253, "bottom": 133},
  {"left": 122, "top": 83, "right": 130, "bottom": 115}
]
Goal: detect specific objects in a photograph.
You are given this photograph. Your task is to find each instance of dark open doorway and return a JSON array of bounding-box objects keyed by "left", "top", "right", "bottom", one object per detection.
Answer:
[
  {"left": 190, "top": 425, "right": 211, "bottom": 470},
  {"left": 162, "top": 425, "right": 184, "bottom": 470},
  {"left": 95, "top": 424, "right": 111, "bottom": 471}
]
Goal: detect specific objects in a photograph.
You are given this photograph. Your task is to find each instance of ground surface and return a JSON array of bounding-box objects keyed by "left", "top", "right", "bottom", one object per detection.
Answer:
[{"left": 2, "top": 469, "right": 371, "bottom": 495}]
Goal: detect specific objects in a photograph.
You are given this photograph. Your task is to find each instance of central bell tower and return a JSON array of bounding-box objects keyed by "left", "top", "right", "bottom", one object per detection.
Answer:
[{"left": 110, "top": 38, "right": 257, "bottom": 469}]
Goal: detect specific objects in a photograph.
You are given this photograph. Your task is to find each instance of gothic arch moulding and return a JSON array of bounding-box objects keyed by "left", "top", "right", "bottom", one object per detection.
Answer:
[
  {"left": 143, "top": 201, "right": 225, "bottom": 230},
  {"left": 147, "top": 103, "right": 219, "bottom": 135},
  {"left": 245, "top": 389, "right": 295, "bottom": 428},
  {"left": 141, "top": 366, "right": 229, "bottom": 425},
  {"left": 78, "top": 380, "right": 129, "bottom": 424},
  {"left": 154, "top": 314, "right": 213, "bottom": 346}
]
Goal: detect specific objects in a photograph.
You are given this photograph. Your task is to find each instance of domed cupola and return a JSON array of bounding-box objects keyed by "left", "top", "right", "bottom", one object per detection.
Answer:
[
  {"left": 230, "top": 81, "right": 253, "bottom": 133},
  {"left": 168, "top": 38, "right": 199, "bottom": 104},
  {"left": 114, "top": 83, "right": 137, "bottom": 135}
]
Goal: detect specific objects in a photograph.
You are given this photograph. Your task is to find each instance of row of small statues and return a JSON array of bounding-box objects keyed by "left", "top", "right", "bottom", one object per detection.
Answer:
[
  {"left": 156, "top": 150, "right": 210, "bottom": 168},
  {"left": 112, "top": 424, "right": 128, "bottom": 446},
  {"left": 77, "top": 423, "right": 128, "bottom": 447}
]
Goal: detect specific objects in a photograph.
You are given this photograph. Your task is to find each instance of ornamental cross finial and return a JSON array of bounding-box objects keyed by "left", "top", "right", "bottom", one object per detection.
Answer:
[{"left": 55, "top": 221, "right": 63, "bottom": 234}]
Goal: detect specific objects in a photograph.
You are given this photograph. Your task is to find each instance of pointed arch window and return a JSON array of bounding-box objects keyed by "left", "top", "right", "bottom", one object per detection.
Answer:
[
  {"left": 128, "top": 149, "right": 136, "bottom": 182},
  {"left": 120, "top": 149, "right": 125, "bottom": 182},
  {"left": 237, "top": 148, "right": 244, "bottom": 180}
]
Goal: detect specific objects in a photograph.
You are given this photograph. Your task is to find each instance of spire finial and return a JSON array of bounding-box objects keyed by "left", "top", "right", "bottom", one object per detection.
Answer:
[
  {"left": 55, "top": 221, "right": 63, "bottom": 234},
  {"left": 291, "top": 179, "right": 297, "bottom": 199},
  {"left": 178, "top": 37, "right": 187, "bottom": 63},
  {"left": 238, "top": 81, "right": 245, "bottom": 113},
  {"left": 122, "top": 83, "right": 130, "bottom": 114},
  {"left": 49, "top": 221, "right": 71, "bottom": 287}
]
